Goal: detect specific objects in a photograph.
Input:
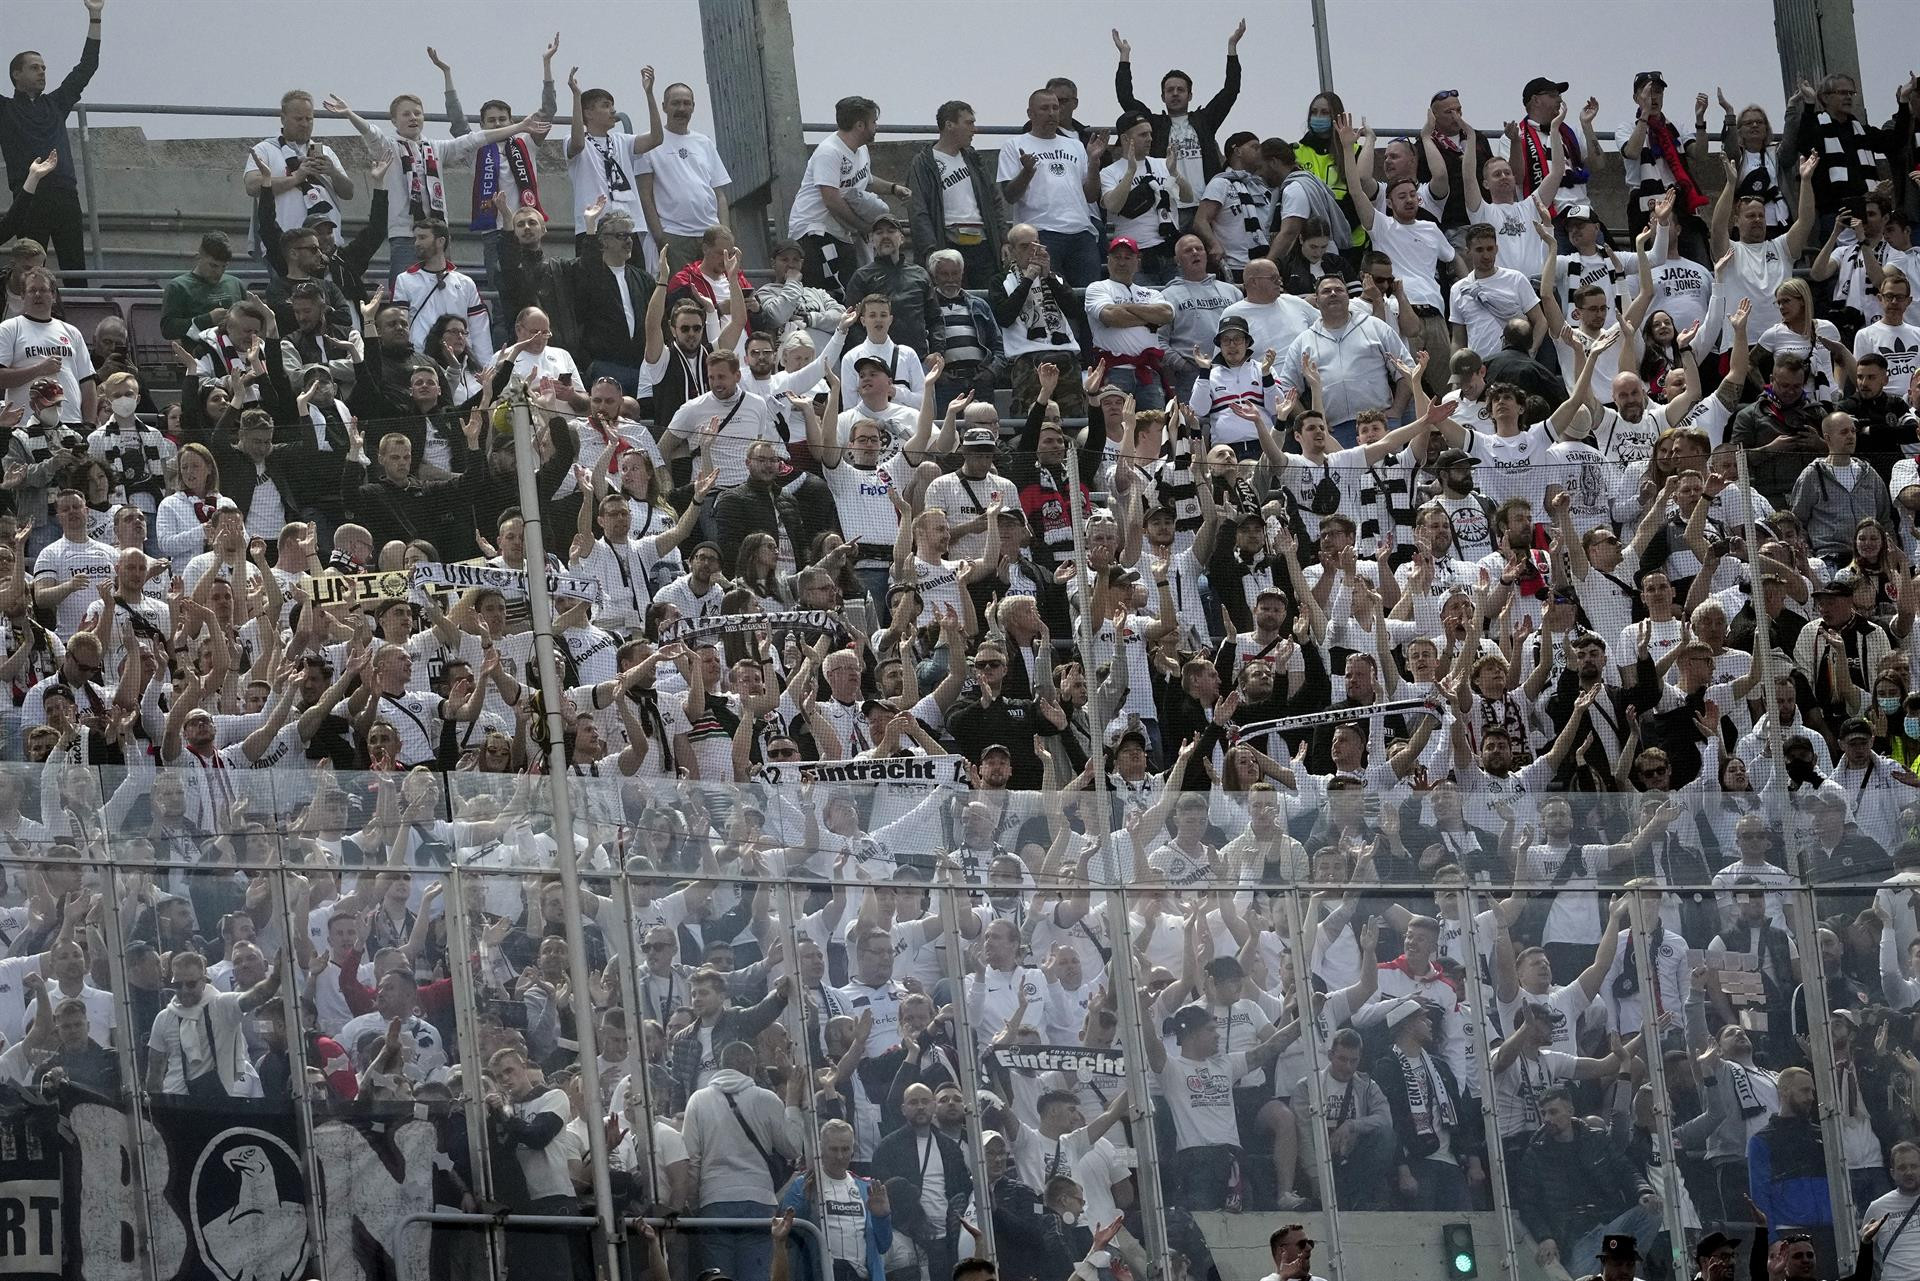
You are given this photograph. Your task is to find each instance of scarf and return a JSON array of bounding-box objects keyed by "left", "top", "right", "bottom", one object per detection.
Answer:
[
  {"left": 1734, "top": 150, "right": 1789, "bottom": 235},
  {"left": 398, "top": 137, "right": 446, "bottom": 224},
  {"left": 1394, "top": 1045, "right": 1458, "bottom": 1133},
  {"left": 1007, "top": 271, "right": 1073, "bottom": 348},
  {"left": 276, "top": 136, "right": 337, "bottom": 225},
  {"left": 1645, "top": 116, "right": 1708, "bottom": 214},
  {"left": 471, "top": 136, "right": 544, "bottom": 232},
  {"left": 1518, "top": 118, "right": 1588, "bottom": 212},
  {"left": 1813, "top": 111, "right": 1878, "bottom": 195},
  {"left": 100, "top": 415, "right": 167, "bottom": 500},
  {"left": 1727, "top": 1059, "right": 1777, "bottom": 1119},
  {"left": 1221, "top": 169, "right": 1270, "bottom": 247}
]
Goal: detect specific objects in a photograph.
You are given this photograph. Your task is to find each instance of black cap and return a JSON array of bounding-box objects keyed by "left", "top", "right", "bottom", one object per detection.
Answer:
[
  {"left": 981, "top": 743, "right": 1012, "bottom": 759},
  {"left": 868, "top": 213, "right": 901, "bottom": 232},
  {"left": 1634, "top": 71, "right": 1668, "bottom": 93},
  {"left": 1599, "top": 1235, "right": 1641, "bottom": 1261},
  {"left": 1115, "top": 109, "right": 1152, "bottom": 138},
  {"left": 1839, "top": 716, "right": 1874, "bottom": 741},
  {"left": 861, "top": 698, "right": 899, "bottom": 716},
  {"left": 1523, "top": 77, "right": 1570, "bottom": 101},
  {"left": 1814, "top": 572, "right": 1859, "bottom": 596},
  {"left": 853, "top": 355, "right": 890, "bottom": 375},
  {"left": 1435, "top": 447, "right": 1480, "bottom": 469},
  {"left": 1215, "top": 314, "right": 1252, "bottom": 345}
]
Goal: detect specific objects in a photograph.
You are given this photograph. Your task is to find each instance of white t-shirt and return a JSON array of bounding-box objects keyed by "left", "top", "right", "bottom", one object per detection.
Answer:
[
  {"left": 634, "top": 129, "right": 731, "bottom": 236},
  {"left": 788, "top": 134, "right": 873, "bottom": 240},
  {"left": 0, "top": 315, "right": 93, "bottom": 420},
  {"left": 1367, "top": 216, "right": 1455, "bottom": 309},
  {"left": 1757, "top": 320, "right": 1844, "bottom": 403},
  {"left": 33, "top": 536, "right": 117, "bottom": 634},
  {"left": 1084, "top": 278, "right": 1166, "bottom": 356},
  {"left": 512, "top": 1088, "right": 578, "bottom": 1199},
  {"left": 996, "top": 131, "right": 1093, "bottom": 235},
  {"left": 1100, "top": 156, "right": 1179, "bottom": 250},
  {"left": 1475, "top": 198, "right": 1551, "bottom": 280},
  {"left": 1200, "top": 170, "right": 1271, "bottom": 271},
  {"left": 1724, "top": 235, "right": 1794, "bottom": 337},
  {"left": 1450, "top": 268, "right": 1540, "bottom": 357},
  {"left": 932, "top": 148, "right": 985, "bottom": 230},
  {"left": 568, "top": 129, "right": 647, "bottom": 226},
  {"left": 1854, "top": 320, "right": 1920, "bottom": 400},
  {"left": 1159, "top": 1049, "right": 1249, "bottom": 1150}
]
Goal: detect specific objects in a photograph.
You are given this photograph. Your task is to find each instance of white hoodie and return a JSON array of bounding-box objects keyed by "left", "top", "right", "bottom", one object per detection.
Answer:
[{"left": 680, "top": 1067, "right": 805, "bottom": 1206}]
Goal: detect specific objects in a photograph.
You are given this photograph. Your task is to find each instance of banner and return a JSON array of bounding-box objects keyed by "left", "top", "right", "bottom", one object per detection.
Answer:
[
  {"left": 991, "top": 1045, "right": 1125, "bottom": 1075},
  {"left": 410, "top": 561, "right": 602, "bottom": 605},
  {"left": 23, "top": 1088, "right": 434, "bottom": 1281},
  {"left": 758, "top": 753, "right": 972, "bottom": 787},
  {"left": 297, "top": 569, "right": 417, "bottom": 608},
  {"left": 664, "top": 610, "right": 840, "bottom": 646},
  {"left": 1229, "top": 696, "right": 1440, "bottom": 741}
]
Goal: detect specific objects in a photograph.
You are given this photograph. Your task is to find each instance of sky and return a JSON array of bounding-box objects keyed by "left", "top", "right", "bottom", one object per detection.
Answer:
[{"left": 8, "top": 0, "right": 1918, "bottom": 145}]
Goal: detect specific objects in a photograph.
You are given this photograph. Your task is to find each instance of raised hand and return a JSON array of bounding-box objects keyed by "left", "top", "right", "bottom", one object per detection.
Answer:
[{"left": 1110, "top": 28, "right": 1131, "bottom": 58}]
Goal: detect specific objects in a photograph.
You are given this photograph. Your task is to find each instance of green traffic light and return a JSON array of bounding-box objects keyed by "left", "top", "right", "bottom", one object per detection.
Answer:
[{"left": 1454, "top": 1254, "right": 1474, "bottom": 1274}]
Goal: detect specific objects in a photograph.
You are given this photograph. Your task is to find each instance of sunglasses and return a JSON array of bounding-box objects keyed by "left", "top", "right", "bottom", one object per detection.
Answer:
[{"left": 975, "top": 659, "right": 1006, "bottom": 670}]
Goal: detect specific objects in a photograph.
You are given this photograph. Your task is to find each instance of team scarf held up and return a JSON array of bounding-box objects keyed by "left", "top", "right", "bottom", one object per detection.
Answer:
[
  {"left": 398, "top": 137, "right": 446, "bottom": 224},
  {"left": 1227, "top": 695, "right": 1439, "bottom": 744},
  {"left": 472, "top": 138, "right": 544, "bottom": 233},
  {"left": 1518, "top": 117, "right": 1589, "bottom": 213},
  {"left": 1640, "top": 114, "right": 1709, "bottom": 214},
  {"left": 665, "top": 609, "right": 842, "bottom": 647}
]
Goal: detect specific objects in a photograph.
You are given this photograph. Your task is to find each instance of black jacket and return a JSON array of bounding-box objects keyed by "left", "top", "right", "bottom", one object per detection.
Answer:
[
  {"left": 496, "top": 236, "right": 580, "bottom": 356},
  {"left": 1374, "top": 1049, "right": 1483, "bottom": 1167},
  {"left": 845, "top": 255, "right": 939, "bottom": 356},
  {"left": 711, "top": 477, "right": 810, "bottom": 577},
  {"left": 1115, "top": 54, "right": 1242, "bottom": 183},
  {"left": 871, "top": 1123, "right": 973, "bottom": 1242},
  {"left": 208, "top": 442, "right": 303, "bottom": 531},
  {"left": 567, "top": 258, "right": 659, "bottom": 369},
  {"left": 906, "top": 145, "right": 1009, "bottom": 265},
  {"left": 1516, "top": 1122, "right": 1652, "bottom": 1250},
  {"left": 341, "top": 449, "right": 486, "bottom": 560}
]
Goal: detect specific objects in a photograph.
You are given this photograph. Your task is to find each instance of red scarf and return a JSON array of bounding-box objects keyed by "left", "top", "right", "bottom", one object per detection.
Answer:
[
  {"left": 1518, "top": 118, "right": 1588, "bottom": 213},
  {"left": 1647, "top": 115, "right": 1708, "bottom": 215},
  {"left": 1382, "top": 954, "right": 1460, "bottom": 999}
]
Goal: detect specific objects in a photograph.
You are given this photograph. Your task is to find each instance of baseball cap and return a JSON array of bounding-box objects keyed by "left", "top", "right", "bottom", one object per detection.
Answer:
[
  {"left": 770, "top": 239, "right": 804, "bottom": 258},
  {"left": 980, "top": 744, "right": 1012, "bottom": 760},
  {"left": 1634, "top": 71, "right": 1668, "bottom": 92},
  {"left": 1839, "top": 717, "right": 1874, "bottom": 741},
  {"left": 1814, "top": 572, "right": 1859, "bottom": 596},
  {"left": 1696, "top": 1233, "right": 1739, "bottom": 1259},
  {"left": 852, "top": 355, "right": 890, "bottom": 376},
  {"left": 961, "top": 425, "right": 998, "bottom": 449},
  {"left": 1385, "top": 997, "right": 1431, "bottom": 1029},
  {"left": 1114, "top": 109, "right": 1152, "bottom": 138},
  {"left": 868, "top": 213, "right": 901, "bottom": 233},
  {"left": 303, "top": 209, "right": 340, "bottom": 230},
  {"left": 861, "top": 698, "right": 899, "bottom": 716},
  {"left": 1522, "top": 76, "right": 1570, "bottom": 101},
  {"left": 1095, "top": 382, "right": 1130, "bottom": 401},
  {"left": 1107, "top": 235, "right": 1140, "bottom": 254},
  {"left": 1434, "top": 447, "right": 1480, "bottom": 469},
  {"left": 1562, "top": 202, "right": 1599, "bottom": 223}
]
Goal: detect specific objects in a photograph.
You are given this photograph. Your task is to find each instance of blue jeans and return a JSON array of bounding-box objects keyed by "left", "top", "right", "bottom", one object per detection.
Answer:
[
  {"left": 1100, "top": 361, "right": 1166, "bottom": 411},
  {"left": 1568, "top": 1200, "right": 1662, "bottom": 1270},
  {"left": 698, "top": 1199, "right": 776, "bottom": 1280},
  {"left": 1037, "top": 228, "right": 1101, "bottom": 288}
]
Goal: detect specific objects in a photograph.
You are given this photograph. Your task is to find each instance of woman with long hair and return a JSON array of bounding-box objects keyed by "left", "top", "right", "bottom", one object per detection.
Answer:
[
  {"left": 1757, "top": 276, "right": 1849, "bottom": 404},
  {"left": 424, "top": 314, "right": 486, "bottom": 410},
  {"left": 1717, "top": 95, "right": 1789, "bottom": 238},
  {"left": 1295, "top": 91, "right": 1362, "bottom": 249},
  {"left": 155, "top": 442, "right": 223, "bottom": 562},
  {"left": 733, "top": 532, "right": 793, "bottom": 611},
  {"left": 62, "top": 455, "right": 116, "bottom": 543},
  {"left": 1844, "top": 517, "right": 1904, "bottom": 620}
]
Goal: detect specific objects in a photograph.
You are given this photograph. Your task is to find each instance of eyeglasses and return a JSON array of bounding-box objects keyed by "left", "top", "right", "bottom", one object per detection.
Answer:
[{"left": 975, "top": 659, "right": 1006, "bottom": 669}]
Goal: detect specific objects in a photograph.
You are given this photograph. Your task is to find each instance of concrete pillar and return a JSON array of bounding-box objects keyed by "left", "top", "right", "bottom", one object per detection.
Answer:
[
  {"left": 1773, "top": 0, "right": 1862, "bottom": 99},
  {"left": 698, "top": 0, "right": 805, "bottom": 267}
]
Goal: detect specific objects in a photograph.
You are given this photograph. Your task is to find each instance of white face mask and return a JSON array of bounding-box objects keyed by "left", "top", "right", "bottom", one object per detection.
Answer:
[
  {"left": 34, "top": 406, "right": 60, "bottom": 427},
  {"left": 110, "top": 395, "right": 138, "bottom": 417}
]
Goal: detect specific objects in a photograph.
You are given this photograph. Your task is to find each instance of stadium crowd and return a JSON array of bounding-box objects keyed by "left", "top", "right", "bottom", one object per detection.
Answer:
[{"left": 14, "top": 5, "right": 1920, "bottom": 1281}]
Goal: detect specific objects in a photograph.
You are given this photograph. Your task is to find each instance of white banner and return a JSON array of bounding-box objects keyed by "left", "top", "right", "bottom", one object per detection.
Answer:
[
  {"left": 758, "top": 753, "right": 972, "bottom": 787},
  {"left": 410, "top": 561, "right": 602, "bottom": 605},
  {"left": 664, "top": 610, "right": 840, "bottom": 645},
  {"left": 992, "top": 1045, "right": 1125, "bottom": 1075}
]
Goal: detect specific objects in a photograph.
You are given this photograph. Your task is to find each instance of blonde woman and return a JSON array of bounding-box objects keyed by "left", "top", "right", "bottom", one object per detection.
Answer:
[
  {"left": 86, "top": 370, "right": 173, "bottom": 533},
  {"left": 1756, "top": 276, "right": 1850, "bottom": 404}
]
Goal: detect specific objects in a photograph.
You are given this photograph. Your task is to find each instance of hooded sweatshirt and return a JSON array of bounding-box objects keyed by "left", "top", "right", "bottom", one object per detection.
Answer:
[{"left": 680, "top": 1067, "right": 805, "bottom": 1206}]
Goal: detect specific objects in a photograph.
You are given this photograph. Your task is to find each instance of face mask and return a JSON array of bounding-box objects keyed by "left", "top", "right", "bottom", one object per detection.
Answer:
[
  {"left": 1906, "top": 718, "right": 1920, "bottom": 739},
  {"left": 110, "top": 395, "right": 138, "bottom": 417},
  {"left": 1881, "top": 696, "right": 1903, "bottom": 713},
  {"left": 1308, "top": 115, "right": 1333, "bottom": 134},
  {"left": 34, "top": 406, "right": 60, "bottom": 427}
]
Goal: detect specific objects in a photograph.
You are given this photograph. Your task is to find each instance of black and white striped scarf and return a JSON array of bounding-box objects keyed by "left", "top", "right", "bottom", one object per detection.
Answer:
[
  {"left": 98, "top": 416, "right": 167, "bottom": 500},
  {"left": 1813, "top": 111, "right": 1879, "bottom": 197},
  {"left": 1394, "top": 1045, "right": 1457, "bottom": 1132},
  {"left": 1006, "top": 271, "right": 1073, "bottom": 348}
]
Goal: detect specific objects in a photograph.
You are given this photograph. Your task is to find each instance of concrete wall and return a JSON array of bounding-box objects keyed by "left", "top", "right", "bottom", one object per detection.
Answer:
[
  {"left": 73, "top": 125, "right": 1679, "bottom": 274},
  {"left": 1199, "top": 1208, "right": 1558, "bottom": 1281}
]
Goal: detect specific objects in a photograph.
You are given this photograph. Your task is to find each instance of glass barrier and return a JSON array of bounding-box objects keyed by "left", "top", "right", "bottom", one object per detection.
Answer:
[{"left": 2, "top": 770, "right": 1904, "bottom": 1281}]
